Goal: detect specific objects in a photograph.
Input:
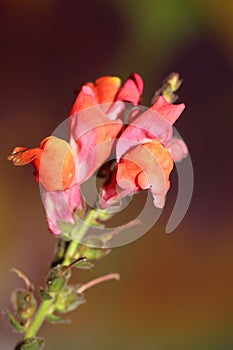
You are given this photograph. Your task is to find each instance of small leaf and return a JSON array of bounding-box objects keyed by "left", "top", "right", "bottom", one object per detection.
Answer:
[
  {"left": 46, "top": 313, "right": 70, "bottom": 324},
  {"left": 39, "top": 288, "right": 52, "bottom": 301},
  {"left": 5, "top": 310, "right": 25, "bottom": 333},
  {"left": 74, "top": 260, "right": 94, "bottom": 269},
  {"left": 15, "top": 337, "right": 44, "bottom": 350}
]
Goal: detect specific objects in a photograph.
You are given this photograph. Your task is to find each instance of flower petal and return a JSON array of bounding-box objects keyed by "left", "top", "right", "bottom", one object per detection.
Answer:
[
  {"left": 8, "top": 137, "right": 76, "bottom": 192},
  {"left": 101, "top": 140, "right": 173, "bottom": 209},
  {"left": 69, "top": 105, "right": 123, "bottom": 183},
  {"left": 116, "top": 73, "right": 143, "bottom": 104},
  {"left": 93, "top": 76, "right": 121, "bottom": 104},
  {"left": 8, "top": 146, "right": 42, "bottom": 166},
  {"left": 151, "top": 96, "right": 185, "bottom": 124},
  {"left": 44, "top": 183, "right": 82, "bottom": 235},
  {"left": 39, "top": 137, "right": 75, "bottom": 192},
  {"left": 69, "top": 85, "right": 97, "bottom": 116},
  {"left": 116, "top": 109, "right": 172, "bottom": 161},
  {"left": 166, "top": 137, "right": 188, "bottom": 162}
]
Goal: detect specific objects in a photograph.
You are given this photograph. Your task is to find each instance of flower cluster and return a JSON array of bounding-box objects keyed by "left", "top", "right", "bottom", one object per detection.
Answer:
[{"left": 8, "top": 73, "right": 187, "bottom": 236}]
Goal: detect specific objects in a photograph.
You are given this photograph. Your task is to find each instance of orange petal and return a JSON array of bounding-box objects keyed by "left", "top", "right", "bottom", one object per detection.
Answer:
[
  {"left": 94, "top": 76, "right": 121, "bottom": 104},
  {"left": 7, "top": 147, "right": 42, "bottom": 166},
  {"left": 69, "top": 77, "right": 121, "bottom": 116},
  {"left": 39, "top": 136, "right": 75, "bottom": 191},
  {"left": 8, "top": 137, "right": 75, "bottom": 192}
]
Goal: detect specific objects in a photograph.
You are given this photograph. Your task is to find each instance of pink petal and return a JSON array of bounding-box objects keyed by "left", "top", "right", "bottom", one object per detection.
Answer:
[
  {"left": 115, "top": 73, "right": 143, "bottom": 104},
  {"left": 69, "top": 85, "right": 97, "bottom": 116},
  {"left": 167, "top": 138, "right": 188, "bottom": 162},
  {"left": 116, "top": 109, "right": 172, "bottom": 161},
  {"left": 151, "top": 96, "right": 185, "bottom": 124},
  {"left": 44, "top": 183, "right": 82, "bottom": 235},
  {"left": 69, "top": 105, "right": 123, "bottom": 183}
]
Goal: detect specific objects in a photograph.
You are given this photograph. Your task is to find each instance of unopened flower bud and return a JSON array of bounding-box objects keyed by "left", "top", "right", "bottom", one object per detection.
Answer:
[
  {"left": 46, "top": 265, "right": 71, "bottom": 293},
  {"left": 166, "top": 72, "right": 182, "bottom": 92},
  {"left": 55, "top": 286, "right": 85, "bottom": 313},
  {"left": 11, "top": 289, "right": 36, "bottom": 320}
]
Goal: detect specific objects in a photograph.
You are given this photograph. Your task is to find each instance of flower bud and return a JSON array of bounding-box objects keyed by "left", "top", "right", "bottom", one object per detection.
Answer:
[
  {"left": 55, "top": 286, "right": 85, "bottom": 313},
  {"left": 166, "top": 72, "right": 182, "bottom": 92},
  {"left": 46, "top": 265, "right": 71, "bottom": 293},
  {"left": 10, "top": 289, "right": 36, "bottom": 320}
]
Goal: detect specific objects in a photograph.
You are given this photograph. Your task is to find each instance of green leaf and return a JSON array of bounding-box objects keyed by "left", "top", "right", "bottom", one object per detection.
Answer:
[
  {"left": 74, "top": 259, "right": 94, "bottom": 269},
  {"left": 15, "top": 337, "right": 44, "bottom": 350},
  {"left": 46, "top": 313, "right": 70, "bottom": 324},
  {"left": 5, "top": 310, "right": 25, "bottom": 333}
]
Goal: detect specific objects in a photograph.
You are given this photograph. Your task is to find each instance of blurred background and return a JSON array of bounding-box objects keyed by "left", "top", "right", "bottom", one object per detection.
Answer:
[{"left": 1, "top": 0, "right": 233, "bottom": 349}]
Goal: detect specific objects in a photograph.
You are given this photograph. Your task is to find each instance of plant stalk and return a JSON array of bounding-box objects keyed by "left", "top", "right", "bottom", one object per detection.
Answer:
[{"left": 23, "top": 208, "right": 96, "bottom": 341}]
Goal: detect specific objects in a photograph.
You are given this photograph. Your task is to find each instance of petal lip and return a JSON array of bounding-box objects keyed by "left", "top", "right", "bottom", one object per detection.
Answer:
[
  {"left": 151, "top": 96, "right": 185, "bottom": 124},
  {"left": 115, "top": 73, "right": 144, "bottom": 104},
  {"left": 116, "top": 109, "right": 173, "bottom": 161},
  {"left": 7, "top": 147, "right": 42, "bottom": 166},
  {"left": 167, "top": 138, "right": 188, "bottom": 162},
  {"left": 101, "top": 140, "right": 174, "bottom": 210}
]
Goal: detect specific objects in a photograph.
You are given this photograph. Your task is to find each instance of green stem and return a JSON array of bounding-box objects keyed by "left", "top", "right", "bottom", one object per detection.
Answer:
[
  {"left": 23, "top": 208, "right": 96, "bottom": 341},
  {"left": 62, "top": 209, "right": 96, "bottom": 266},
  {"left": 23, "top": 299, "right": 53, "bottom": 340}
]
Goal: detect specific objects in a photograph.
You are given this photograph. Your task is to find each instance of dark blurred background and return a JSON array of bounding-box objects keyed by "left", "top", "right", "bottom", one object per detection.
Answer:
[{"left": 1, "top": 0, "right": 233, "bottom": 349}]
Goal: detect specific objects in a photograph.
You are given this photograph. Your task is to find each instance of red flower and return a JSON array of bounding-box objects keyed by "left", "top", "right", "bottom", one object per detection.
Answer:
[
  {"left": 8, "top": 73, "right": 187, "bottom": 235},
  {"left": 68, "top": 74, "right": 143, "bottom": 183},
  {"left": 8, "top": 74, "right": 143, "bottom": 235},
  {"left": 100, "top": 96, "right": 187, "bottom": 209}
]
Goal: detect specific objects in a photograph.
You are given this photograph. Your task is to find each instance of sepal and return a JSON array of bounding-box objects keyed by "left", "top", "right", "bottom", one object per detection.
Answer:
[
  {"left": 79, "top": 237, "right": 111, "bottom": 260},
  {"left": 15, "top": 337, "right": 45, "bottom": 350},
  {"left": 5, "top": 310, "right": 25, "bottom": 333},
  {"left": 74, "top": 259, "right": 94, "bottom": 270}
]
